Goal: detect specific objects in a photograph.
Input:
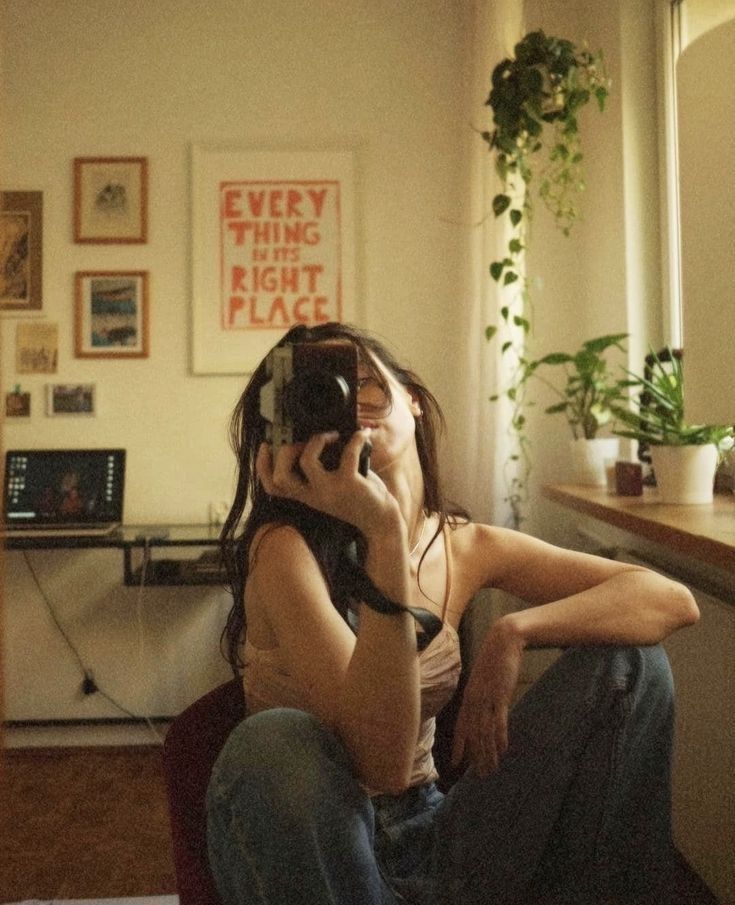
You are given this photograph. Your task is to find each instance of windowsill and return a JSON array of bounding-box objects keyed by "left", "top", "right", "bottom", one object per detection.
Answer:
[{"left": 542, "top": 484, "right": 735, "bottom": 575}]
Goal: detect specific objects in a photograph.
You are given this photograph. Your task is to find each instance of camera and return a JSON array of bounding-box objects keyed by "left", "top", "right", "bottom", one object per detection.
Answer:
[{"left": 259, "top": 341, "right": 369, "bottom": 472}]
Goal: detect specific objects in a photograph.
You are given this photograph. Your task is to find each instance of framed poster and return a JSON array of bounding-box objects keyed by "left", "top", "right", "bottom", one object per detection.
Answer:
[
  {"left": 74, "top": 157, "right": 148, "bottom": 243},
  {"left": 75, "top": 271, "right": 149, "bottom": 358},
  {"left": 191, "top": 147, "right": 357, "bottom": 374},
  {"left": 0, "top": 191, "right": 43, "bottom": 312}
]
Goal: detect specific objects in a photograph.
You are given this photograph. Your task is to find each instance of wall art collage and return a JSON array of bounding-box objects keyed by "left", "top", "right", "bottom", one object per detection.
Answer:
[{"left": 1, "top": 157, "right": 149, "bottom": 420}]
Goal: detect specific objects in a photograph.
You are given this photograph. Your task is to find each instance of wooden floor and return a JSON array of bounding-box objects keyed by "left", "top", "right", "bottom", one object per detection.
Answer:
[
  {"left": 0, "top": 745, "right": 177, "bottom": 902},
  {"left": 0, "top": 741, "right": 720, "bottom": 904}
]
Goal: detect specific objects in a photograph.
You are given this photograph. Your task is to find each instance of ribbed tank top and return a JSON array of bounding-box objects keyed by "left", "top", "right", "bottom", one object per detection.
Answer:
[{"left": 242, "top": 525, "right": 462, "bottom": 788}]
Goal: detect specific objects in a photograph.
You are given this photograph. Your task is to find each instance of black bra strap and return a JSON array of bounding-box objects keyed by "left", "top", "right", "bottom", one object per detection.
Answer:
[{"left": 341, "top": 557, "right": 442, "bottom": 651}]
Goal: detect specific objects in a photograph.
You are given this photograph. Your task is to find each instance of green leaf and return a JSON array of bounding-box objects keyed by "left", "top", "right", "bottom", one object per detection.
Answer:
[
  {"left": 537, "top": 352, "right": 573, "bottom": 365},
  {"left": 508, "top": 238, "right": 523, "bottom": 254},
  {"left": 490, "top": 261, "right": 504, "bottom": 281},
  {"left": 492, "top": 194, "right": 512, "bottom": 217},
  {"left": 485, "top": 325, "right": 498, "bottom": 341},
  {"left": 503, "top": 271, "right": 519, "bottom": 286},
  {"left": 509, "top": 209, "right": 523, "bottom": 227},
  {"left": 500, "top": 306, "right": 510, "bottom": 321}
]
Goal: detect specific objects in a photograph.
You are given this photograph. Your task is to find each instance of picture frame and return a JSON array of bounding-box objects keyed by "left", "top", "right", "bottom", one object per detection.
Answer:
[
  {"left": 191, "top": 147, "right": 357, "bottom": 374},
  {"left": 5, "top": 389, "right": 31, "bottom": 418},
  {"left": 0, "top": 191, "right": 43, "bottom": 312},
  {"left": 46, "top": 383, "right": 97, "bottom": 417},
  {"left": 75, "top": 271, "right": 149, "bottom": 358},
  {"left": 74, "top": 157, "right": 148, "bottom": 243}
]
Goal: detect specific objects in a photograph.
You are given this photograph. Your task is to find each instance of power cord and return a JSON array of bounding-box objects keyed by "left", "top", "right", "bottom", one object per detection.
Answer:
[{"left": 21, "top": 549, "right": 164, "bottom": 744}]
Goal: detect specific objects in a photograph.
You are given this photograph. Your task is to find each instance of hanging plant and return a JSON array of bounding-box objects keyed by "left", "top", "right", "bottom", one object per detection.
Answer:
[{"left": 482, "top": 30, "right": 611, "bottom": 527}]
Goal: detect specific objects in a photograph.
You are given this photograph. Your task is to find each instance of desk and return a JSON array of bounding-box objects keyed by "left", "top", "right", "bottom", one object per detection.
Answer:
[
  {"left": 3, "top": 524, "right": 226, "bottom": 586},
  {"left": 542, "top": 484, "right": 735, "bottom": 575}
]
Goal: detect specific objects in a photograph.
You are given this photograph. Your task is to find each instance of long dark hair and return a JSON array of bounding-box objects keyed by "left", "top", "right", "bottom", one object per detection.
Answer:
[{"left": 219, "top": 322, "right": 466, "bottom": 671}]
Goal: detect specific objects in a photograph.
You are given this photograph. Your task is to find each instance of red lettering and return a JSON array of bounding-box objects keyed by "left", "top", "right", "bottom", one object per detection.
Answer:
[
  {"left": 247, "top": 191, "right": 265, "bottom": 217},
  {"left": 228, "top": 295, "right": 245, "bottom": 327},
  {"left": 247, "top": 296, "right": 266, "bottom": 325},
  {"left": 313, "top": 296, "right": 329, "bottom": 323},
  {"left": 227, "top": 222, "right": 248, "bottom": 245},
  {"left": 268, "top": 191, "right": 283, "bottom": 217},
  {"left": 301, "top": 264, "right": 323, "bottom": 292},
  {"left": 242, "top": 294, "right": 333, "bottom": 327},
  {"left": 286, "top": 189, "right": 303, "bottom": 217},
  {"left": 293, "top": 296, "right": 311, "bottom": 323},
  {"left": 231, "top": 266, "right": 246, "bottom": 292},
  {"left": 269, "top": 295, "right": 289, "bottom": 325},
  {"left": 223, "top": 190, "right": 242, "bottom": 218},
  {"left": 306, "top": 188, "right": 328, "bottom": 218}
]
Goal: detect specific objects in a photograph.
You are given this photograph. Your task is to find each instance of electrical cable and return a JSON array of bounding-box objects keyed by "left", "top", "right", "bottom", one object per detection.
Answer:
[{"left": 21, "top": 549, "right": 164, "bottom": 744}]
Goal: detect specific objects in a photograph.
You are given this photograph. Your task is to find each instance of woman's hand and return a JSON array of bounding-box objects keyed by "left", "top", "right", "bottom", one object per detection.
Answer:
[
  {"left": 451, "top": 617, "right": 526, "bottom": 777},
  {"left": 256, "top": 429, "right": 398, "bottom": 538}
]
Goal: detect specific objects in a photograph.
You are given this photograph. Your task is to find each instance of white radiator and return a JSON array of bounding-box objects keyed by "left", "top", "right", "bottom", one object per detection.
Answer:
[{"left": 612, "top": 549, "right": 735, "bottom": 905}]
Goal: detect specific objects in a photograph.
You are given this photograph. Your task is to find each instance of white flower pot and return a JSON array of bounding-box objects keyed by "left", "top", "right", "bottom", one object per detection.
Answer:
[
  {"left": 569, "top": 437, "right": 620, "bottom": 486},
  {"left": 649, "top": 444, "right": 718, "bottom": 504}
]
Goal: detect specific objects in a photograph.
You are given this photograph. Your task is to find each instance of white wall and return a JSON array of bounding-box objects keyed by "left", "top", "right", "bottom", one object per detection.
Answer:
[
  {"left": 0, "top": 0, "right": 472, "bottom": 524},
  {"left": 0, "top": 0, "right": 473, "bottom": 719}
]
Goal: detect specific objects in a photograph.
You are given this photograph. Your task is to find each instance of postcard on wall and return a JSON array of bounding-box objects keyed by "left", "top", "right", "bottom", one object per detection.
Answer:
[
  {"left": 75, "top": 271, "right": 149, "bottom": 358},
  {"left": 6, "top": 387, "right": 31, "bottom": 418},
  {"left": 46, "top": 383, "right": 97, "bottom": 416},
  {"left": 191, "top": 147, "right": 357, "bottom": 374},
  {"left": 74, "top": 157, "right": 148, "bottom": 243},
  {"left": 16, "top": 321, "right": 58, "bottom": 373},
  {"left": 0, "top": 191, "right": 43, "bottom": 312}
]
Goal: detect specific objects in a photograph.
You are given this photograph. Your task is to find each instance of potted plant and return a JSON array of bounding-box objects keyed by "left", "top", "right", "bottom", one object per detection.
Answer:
[
  {"left": 613, "top": 348, "right": 734, "bottom": 504},
  {"left": 533, "top": 333, "right": 628, "bottom": 485},
  {"left": 482, "top": 30, "right": 611, "bottom": 524}
]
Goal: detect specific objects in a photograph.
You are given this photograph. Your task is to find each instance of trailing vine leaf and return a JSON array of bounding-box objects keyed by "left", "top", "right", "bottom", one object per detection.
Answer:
[{"left": 481, "top": 29, "right": 611, "bottom": 526}]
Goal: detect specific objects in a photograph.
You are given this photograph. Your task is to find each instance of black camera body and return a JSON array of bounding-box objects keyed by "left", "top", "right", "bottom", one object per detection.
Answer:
[{"left": 260, "top": 341, "right": 367, "bottom": 471}]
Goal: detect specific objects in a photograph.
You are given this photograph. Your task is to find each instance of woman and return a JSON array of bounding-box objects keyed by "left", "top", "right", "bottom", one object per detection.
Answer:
[{"left": 207, "top": 322, "right": 699, "bottom": 905}]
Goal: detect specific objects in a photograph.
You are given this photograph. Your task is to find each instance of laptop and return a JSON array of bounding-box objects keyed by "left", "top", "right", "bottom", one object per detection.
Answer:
[{"left": 3, "top": 449, "right": 126, "bottom": 537}]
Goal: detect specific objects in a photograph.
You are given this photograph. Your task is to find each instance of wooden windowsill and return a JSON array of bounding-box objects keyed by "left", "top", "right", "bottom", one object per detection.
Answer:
[{"left": 542, "top": 484, "right": 735, "bottom": 575}]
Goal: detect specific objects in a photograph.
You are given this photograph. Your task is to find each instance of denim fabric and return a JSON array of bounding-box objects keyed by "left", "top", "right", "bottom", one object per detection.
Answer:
[{"left": 206, "top": 645, "right": 676, "bottom": 905}]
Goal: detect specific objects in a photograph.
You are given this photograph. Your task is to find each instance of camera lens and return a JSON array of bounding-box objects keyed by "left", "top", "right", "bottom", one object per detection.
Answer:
[{"left": 285, "top": 368, "right": 352, "bottom": 436}]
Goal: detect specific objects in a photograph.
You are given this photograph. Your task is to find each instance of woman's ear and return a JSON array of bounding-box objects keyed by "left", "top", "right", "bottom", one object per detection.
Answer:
[{"left": 407, "top": 389, "right": 422, "bottom": 418}]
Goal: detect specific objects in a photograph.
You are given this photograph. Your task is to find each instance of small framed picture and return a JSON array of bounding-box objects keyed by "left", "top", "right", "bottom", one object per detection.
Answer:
[
  {"left": 5, "top": 388, "right": 31, "bottom": 418},
  {"left": 1, "top": 191, "right": 43, "bottom": 312},
  {"left": 73, "top": 157, "right": 148, "bottom": 243},
  {"left": 75, "top": 270, "right": 149, "bottom": 358},
  {"left": 46, "top": 383, "right": 97, "bottom": 417}
]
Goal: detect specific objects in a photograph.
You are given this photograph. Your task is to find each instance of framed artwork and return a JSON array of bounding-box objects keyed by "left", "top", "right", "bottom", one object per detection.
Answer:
[
  {"left": 16, "top": 321, "right": 58, "bottom": 373},
  {"left": 191, "top": 147, "right": 357, "bottom": 374},
  {"left": 6, "top": 388, "right": 31, "bottom": 418},
  {"left": 75, "top": 271, "right": 149, "bottom": 358},
  {"left": 74, "top": 157, "right": 148, "bottom": 243},
  {"left": 0, "top": 191, "right": 43, "bottom": 312},
  {"left": 46, "top": 383, "right": 97, "bottom": 416}
]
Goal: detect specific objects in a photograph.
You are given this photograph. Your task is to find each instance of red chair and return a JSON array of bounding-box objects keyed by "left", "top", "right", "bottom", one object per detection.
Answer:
[
  {"left": 163, "top": 678, "right": 246, "bottom": 905},
  {"left": 162, "top": 672, "right": 463, "bottom": 905}
]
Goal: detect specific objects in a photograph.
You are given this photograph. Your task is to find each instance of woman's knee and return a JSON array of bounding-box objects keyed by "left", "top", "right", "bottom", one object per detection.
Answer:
[{"left": 207, "top": 707, "right": 361, "bottom": 821}]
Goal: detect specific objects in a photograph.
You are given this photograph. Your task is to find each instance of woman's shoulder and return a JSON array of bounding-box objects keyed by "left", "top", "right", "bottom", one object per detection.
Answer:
[
  {"left": 248, "top": 520, "right": 315, "bottom": 570},
  {"left": 446, "top": 518, "right": 529, "bottom": 591},
  {"left": 446, "top": 517, "right": 513, "bottom": 550}
]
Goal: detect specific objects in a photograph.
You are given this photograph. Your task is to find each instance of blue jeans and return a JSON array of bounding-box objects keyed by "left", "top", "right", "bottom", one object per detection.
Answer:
[{"left": 206, "top": 645, "right": 676, "bottom": 904}]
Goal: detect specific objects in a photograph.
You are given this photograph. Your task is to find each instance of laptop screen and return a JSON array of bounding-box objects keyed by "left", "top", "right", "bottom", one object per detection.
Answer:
[{"left": 4, "top": 449, "right": 126, "bottom": 528}]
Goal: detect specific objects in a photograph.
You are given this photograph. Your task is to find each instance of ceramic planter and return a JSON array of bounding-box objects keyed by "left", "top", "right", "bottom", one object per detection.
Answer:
[
  {"left": 569, "top": 437, "right": 620, "bottom": 486},
  {"left": 649, "top": 444, "right": 719, "bottom": 504}
]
